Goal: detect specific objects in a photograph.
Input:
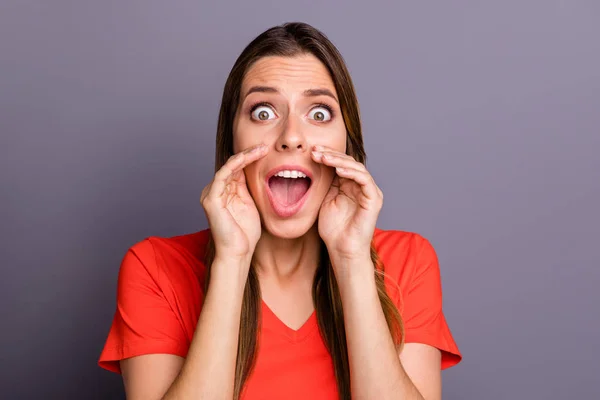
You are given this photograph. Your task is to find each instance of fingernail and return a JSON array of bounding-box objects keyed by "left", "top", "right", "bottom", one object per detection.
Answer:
[
  {"left": 312, "top": 151, "right": 322, "bottom": 158},
  {"left": 314, "top": 145, "right": 324, "bottom": 151}
]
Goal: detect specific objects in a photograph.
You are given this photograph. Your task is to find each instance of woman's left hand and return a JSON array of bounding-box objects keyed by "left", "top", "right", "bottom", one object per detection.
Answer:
[{"left": 312, "top": 145, "right": 383, "bottom": 265}]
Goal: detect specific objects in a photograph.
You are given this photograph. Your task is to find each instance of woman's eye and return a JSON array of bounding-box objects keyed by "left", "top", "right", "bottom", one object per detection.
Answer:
[
  {"left": 251, "top": 105, "right": 276, "bottom": 121},
  {"left": 308, "top": 106, "right": 332, "bottom": 122}
]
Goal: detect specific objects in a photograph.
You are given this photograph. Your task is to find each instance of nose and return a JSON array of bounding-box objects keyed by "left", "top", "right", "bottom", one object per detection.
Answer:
[{"left": 275, "top": 115, "right": 307, "bottom": 153}]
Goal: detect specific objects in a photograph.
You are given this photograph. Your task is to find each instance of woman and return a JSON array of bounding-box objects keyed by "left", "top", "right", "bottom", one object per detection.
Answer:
[{"left": 99, "top": 22, "right": 461, "bottom": 400}]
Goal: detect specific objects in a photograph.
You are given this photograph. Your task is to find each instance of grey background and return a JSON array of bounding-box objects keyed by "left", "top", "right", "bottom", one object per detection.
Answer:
[{"left": 1, "top": 1, "right": 598, "bottom": 399}]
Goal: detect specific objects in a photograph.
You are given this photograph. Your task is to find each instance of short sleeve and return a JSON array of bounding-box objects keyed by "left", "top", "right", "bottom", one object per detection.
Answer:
[
  {"left": 402, "top": 236, "right": 462, "bottom": 369},
  {"left": 98, "top": 240, "right": 189, "bottom": 374}
]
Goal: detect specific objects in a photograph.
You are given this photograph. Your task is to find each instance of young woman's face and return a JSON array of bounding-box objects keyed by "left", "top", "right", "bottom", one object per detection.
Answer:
[{"left": 233, "top": 54, "right": 347, "bottom": 239}]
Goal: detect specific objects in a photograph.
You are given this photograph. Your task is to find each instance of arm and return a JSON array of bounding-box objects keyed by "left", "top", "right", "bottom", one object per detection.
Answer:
[
  {"left": 117, "top": 144, "right": 269, "bottom": 399},
  {"left": 121, "top": 257, "right": 249, "bottom": 400},
  {"left": 334, "top": 257, "right": 441, "bottom": 400},
  {"left": 310, "top": 146, "right": 451, "bottom": 398}
]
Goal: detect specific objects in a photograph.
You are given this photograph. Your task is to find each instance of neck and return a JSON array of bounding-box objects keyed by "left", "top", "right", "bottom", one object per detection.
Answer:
[{"left": 253, "top": 224, "right": 321, "bottom": 285}]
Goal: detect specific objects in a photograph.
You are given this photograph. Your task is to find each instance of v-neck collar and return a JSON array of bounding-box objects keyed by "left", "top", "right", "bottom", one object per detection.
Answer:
[{"left": 261, "top": 300, "right": 318, "bottom": 343}]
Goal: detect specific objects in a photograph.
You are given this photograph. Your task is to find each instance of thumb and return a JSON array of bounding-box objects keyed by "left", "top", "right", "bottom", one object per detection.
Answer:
[
  {"left": 323, "top": 179, "right": 339, "bottom": 204},
  {"left": 234, "top": 171, "right": 256, "bottom": 205}
]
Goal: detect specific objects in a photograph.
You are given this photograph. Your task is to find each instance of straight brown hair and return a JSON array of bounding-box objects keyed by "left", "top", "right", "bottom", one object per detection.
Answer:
[{"left": 203, "top": 22, "right": 404, "bottom": 400}]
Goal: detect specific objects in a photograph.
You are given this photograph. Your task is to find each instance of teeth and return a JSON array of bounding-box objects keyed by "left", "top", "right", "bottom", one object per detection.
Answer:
[{"left": 274, "top": 170, "right": 307, "bottom": 179}]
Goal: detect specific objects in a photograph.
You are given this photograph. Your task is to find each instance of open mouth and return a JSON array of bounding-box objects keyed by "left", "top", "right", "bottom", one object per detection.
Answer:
[{"left": 265, "top": 168, "right": 313, "bottom": 217}]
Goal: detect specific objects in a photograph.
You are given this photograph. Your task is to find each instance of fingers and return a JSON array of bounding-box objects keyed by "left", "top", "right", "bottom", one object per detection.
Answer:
[
  {"left": 201, "top": 144, "right": 268, "bottom": 205},
  {"left": 311, "top": 145, "right": 366, "bottom": 173},
  {"left": 312, "top": 145, "right": 361, "bottom": 165},
  {"left": 215, "top": 144, "right": 268, "bottom": 183},
  {"left": 311, "top": 145, "right": 382, "bottom": 201},
  {"left": 334, "top": 167, "right": 381, "bottom": 200}
]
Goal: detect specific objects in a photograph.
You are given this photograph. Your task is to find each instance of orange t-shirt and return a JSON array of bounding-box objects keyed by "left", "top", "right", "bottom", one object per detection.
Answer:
[{"left": 98, "top": 228, "right": 462, "bottom": 398}]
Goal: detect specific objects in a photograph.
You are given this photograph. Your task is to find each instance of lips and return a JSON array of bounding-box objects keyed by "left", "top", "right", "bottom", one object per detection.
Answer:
[{"left": 265, "top": 165, "right": 313, "bottom": 218}]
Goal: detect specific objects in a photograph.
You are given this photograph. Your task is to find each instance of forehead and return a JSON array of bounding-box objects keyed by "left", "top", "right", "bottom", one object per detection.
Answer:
[{"left": 241, "top": 54, "right": 337, "bottom": 96}]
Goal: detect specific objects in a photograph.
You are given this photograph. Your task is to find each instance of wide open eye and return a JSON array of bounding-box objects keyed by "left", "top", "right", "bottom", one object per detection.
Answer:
[
  {"left": 308, "top": 106, "right": 332, "bottom": 122},
  {"left": 251, "top": 104, "right": 276, "bottom": 121}
]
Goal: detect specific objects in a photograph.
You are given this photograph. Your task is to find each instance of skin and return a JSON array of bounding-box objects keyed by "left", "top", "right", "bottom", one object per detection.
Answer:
[
  {"left": 232, "top": 55, "right": 347, "bottom": 325},
  {"left": 120, "top": 54, "right": 442, "bottom": 400}
]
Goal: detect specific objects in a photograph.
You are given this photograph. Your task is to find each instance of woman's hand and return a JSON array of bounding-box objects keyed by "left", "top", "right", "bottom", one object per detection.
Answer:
[
  {"left": 200, "top": 144, "right": 268, "bottom": 262},
  {"left": 312, "top": 145, "right": 383, "bottom": 267}
]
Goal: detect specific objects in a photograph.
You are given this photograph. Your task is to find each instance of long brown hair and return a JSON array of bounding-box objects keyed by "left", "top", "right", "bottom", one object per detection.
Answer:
[{"left": 203, "top": 22, "right": 404, "bottom": 400}]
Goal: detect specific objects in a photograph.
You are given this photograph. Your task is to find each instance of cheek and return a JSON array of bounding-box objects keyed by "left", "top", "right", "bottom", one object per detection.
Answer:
[
  {"left": 244, "top": 162, "right": 261, "bottom": 185},
  {"left": 243, "top": 168, "right": 259, "bottom": 201},
  {"left": 308, "top": 125, "right": 347, "bottom": 152},
  {"left": 317, "top": 156, "right": 336, "bottom": 187},
  {"left": 232, "top": 132, "right": 248, "bottom": 154},
  {"left": 232, "top": 116, "right": 255, "bottom": 153},
  {"left": 321, "top": 165, "right": 336, "bottom": 185},
  {"left": 233, "top": 121, "right": 269, "bottom": 153}
]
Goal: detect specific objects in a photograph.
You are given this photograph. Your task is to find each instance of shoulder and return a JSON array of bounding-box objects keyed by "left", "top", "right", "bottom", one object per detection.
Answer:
[
  {"left": 122, "top": 229, "right": 212, "bottom": 289},
  {"left": 373, "top": 229, "right": 462, "bottom": 368},
  {"left": 372, "top": 228, "right": 440, "bottom": 308},
  {"left": 373, "top": 227, "right": 434, "bottom": 269},
  {"left": 99, "top": 230, "right": 212, "bottom": 372}
]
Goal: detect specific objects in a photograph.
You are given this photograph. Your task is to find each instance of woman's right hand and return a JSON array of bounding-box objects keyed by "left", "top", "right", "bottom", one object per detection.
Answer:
[{"left": 200, "top": 144, "right": 269, "bottom": 262}]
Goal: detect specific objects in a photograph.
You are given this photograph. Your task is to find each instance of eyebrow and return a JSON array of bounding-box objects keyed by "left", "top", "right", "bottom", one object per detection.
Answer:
[{"left": 243, "top": 86, "right": 339, "bottom": 103}]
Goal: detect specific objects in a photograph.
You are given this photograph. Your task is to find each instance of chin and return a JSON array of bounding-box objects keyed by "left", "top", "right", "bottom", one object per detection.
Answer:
[{"left": 260, "top": 211, "right": 319, "bottom": 240}]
